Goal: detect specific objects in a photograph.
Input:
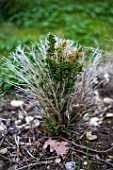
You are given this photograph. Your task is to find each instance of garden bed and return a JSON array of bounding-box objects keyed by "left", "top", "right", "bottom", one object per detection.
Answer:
[{"left": 0, "top": 68, "right": 113, "bottom": 170}]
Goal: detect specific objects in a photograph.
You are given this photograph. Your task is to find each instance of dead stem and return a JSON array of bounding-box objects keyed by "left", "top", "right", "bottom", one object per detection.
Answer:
[
  {"left": 16, "top": 160, "right": 53, "bottom": 170},
  {"left": 73, "top": 149, "right": 113, "bottom": 167},
  {"left": 57, "top": 137, "right": 113, "bottom": 154}
]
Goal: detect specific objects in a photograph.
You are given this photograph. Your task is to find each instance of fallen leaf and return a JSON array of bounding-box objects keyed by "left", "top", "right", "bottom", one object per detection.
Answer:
[
  {"left": 55, "top": 141, "right": 69, "bottom": 158},
  {"left": 43, "top": 138, "right": 69, "bottom": 159}
]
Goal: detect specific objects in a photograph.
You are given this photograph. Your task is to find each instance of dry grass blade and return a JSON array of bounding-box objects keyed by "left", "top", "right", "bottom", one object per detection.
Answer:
[{"left": 2, "top": 34, "right": 105, "bottom": 135}]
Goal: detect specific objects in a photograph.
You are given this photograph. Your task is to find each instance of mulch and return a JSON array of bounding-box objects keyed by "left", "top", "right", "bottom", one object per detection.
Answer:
[{"left": 0, "top": 70, "right": 113, "bottom": 170}]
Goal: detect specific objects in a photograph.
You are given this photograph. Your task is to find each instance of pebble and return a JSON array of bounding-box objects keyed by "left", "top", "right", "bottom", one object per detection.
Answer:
[
  {"left": 47, "top": 165, "right": 50, "bottom": 169},
  {"left": 83, "top": 161, "right": 87, "bottom": 165},
  {"left": 89, "top": 117, "right": 99, "bottom": 127},
  {"left": 25, "top": 116, "right": 34, "bottom": 124},
  {"left": 108, "top": 155, "right": 113, "bottom": 159},
  {"left": 15, "top": 120, "right": 22, "bottom": 125},
  {"left": 10, "top": 100, "right": 24, "bottom": 107},
  {"left": 32, "top": 119, "right": 40, "bottom": 128},
  {"left": 65, "top": 162, "right": 76, "bottom": 170},
  {"left": 105, "top": 113, "right": 113, "bottom": 118},
  {"left": 104, "top": 72, "right": 110, "bottom": 82},
  {"left": 54, "top": 158, "right": 61, "bottom": 164},
  {"left": 18, "top": 112, "right": 24, "bottom": 120},
  {"left": 104, "top": 98, "right": 113, "bottom": 104},
  {"left": 0, "top": 148, "right": 8, "bottom": 154}
]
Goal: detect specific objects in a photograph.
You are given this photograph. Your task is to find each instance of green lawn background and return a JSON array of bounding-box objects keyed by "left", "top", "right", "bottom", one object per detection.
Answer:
[{"left": 0, "top": 0, "right": 113, "bottom": 57}]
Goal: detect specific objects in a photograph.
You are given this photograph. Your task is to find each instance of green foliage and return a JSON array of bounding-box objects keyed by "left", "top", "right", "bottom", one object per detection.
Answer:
[
  {"left": 3, "top": 33, "right": 103, "bottom": 136},
  {"left": 0, "top": 0, "right": 113, "bottom": 56},
  {"left": 0, "top": 57, "right": 24, "bottom": 91},
  {"left": 45, "top": 33, "right": 83, "bottom": 99},
  {"left": 85, "top": 140, "right": 90, "bottom": 170},
  {"left": 1, "top": 0, "right": 113, "bottom": 28},
  {"left": 0, "top": 44, "right": 36, "bottom": 91},
  {"left": 0, "top": 31, "right": 35, "bottom": 56},
  {"left": 3, "top": 33, "right": 88, "bottom": 135},
  {"left": 39, "top": 33, "right": 83, "bottom": 134}
]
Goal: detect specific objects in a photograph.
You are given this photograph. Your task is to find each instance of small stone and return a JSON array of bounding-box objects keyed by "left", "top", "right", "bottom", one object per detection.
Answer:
[
  {"left": 65, "top": 162, "right": 76, "bottom": 170},
  {"left": 18, "top": 112, "right": 24, "bottom": 120},
  {"left": 105, "top": 113, "right": 113, "bottom": 118},
  {"left": 108, "top": 155, "right": 113, "bottom": 159},
  {"left": 25, "top": 116, "right": 34, "bottom": 124},
  {"left": 0, "top": 148, "right": 8, "bottom": 154},
  {"left": 93, "top": 77, "right": 99, "bottom": 85},
  {"left": 15, "top": 120, "right": 22, "bottom": 125},
  {"left": 35, "top": 115, "right": 43, "bottom": 119},
  {"left": 83, "top": 161, "right": 87, "bottom": 165},
  {"left": 32, "top": 119, "right": 40, "bottom": 128},
  {"left": 47, "top": 165, "right": 50, "bottom": 170},
  {"left": 83, "top": 156, "right": 86, "bottom": 159},
  {"left": 98, "top": 120, "right": 103, "bottom": 125},
  {"left": 104, "top": 73, "right": 110, "bottom": 82},
  {"left": 104, "top": 98, "right": 113, "bottom": 104},
  {"left": 54, "top": 158, "right": 61, "bottom": 164},
  {"left": 86, "top": 131, "right": 97, "bottom": 141},
  {"left": 89, "top": 117, "right": 99, "bottom": 127},
  {"left": 94, "top": 90, "right": 101, "bottom": 101},
  {"left": 10, "top": 100, "right": 24, "bottom": 107}
]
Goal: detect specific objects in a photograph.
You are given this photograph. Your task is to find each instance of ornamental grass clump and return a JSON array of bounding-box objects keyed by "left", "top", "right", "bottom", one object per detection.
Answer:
[{"left": 3, "top": 33, "right": 102, "bottom": 135}]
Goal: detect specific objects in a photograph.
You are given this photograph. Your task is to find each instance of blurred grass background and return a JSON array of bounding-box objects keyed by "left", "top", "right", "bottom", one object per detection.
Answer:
[{"left": 0, "top": 0, "right": 113, "bottom": 57}]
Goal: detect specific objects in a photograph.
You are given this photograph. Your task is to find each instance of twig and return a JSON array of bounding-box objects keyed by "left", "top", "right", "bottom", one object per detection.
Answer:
[
  {"left": 16, "top": 160, "right": 53, "bottom": 170},
  {"left": 0, "top": 137, "right": 5, "bottom": 147},
  {"left": 58, "top": 137, "right": 113, "bottom": 154},
  {"left": 73, "top": 148, "right": 113, "bottom": 167}
]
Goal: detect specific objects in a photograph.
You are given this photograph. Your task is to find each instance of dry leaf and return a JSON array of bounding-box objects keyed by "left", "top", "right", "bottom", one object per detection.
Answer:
[{"left": 43, "top": 138, "right": 69, "bottom": 159}]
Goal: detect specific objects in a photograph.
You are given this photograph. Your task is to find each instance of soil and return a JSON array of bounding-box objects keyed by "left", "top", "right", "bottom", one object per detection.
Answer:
[{"left": 0, "top": 70, "right": 113, "bottom": 170}]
